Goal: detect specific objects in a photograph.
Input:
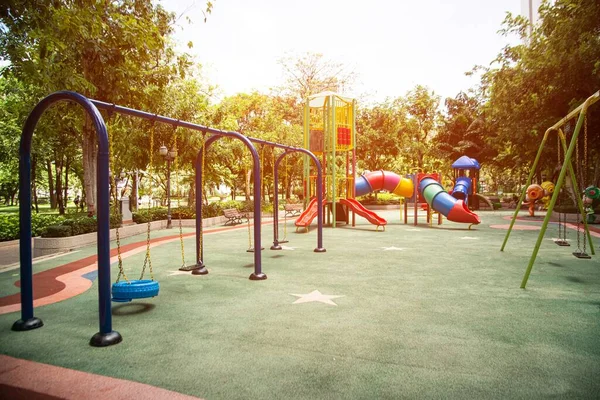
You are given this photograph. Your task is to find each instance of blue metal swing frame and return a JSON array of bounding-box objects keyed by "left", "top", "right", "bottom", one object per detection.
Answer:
[{"left": 14, "top": 90, "right": 326, "bottom": 347}]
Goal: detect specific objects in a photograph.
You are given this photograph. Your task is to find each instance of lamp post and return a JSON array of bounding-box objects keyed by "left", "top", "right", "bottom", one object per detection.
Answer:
[{"left": 160, "top": 145, "right": 177, "bottom": 229}]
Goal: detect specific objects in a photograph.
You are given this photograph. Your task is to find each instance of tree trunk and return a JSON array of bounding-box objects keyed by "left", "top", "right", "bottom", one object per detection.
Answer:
[
  {"left": 130, "top": 170, "right": 138, "bottom": 212},
  {"left": 10, "top": 188, "right": 18, "bottom": 206},
  {"left": 245, "top": 168, "right": 252, "bottom": 200},
  {"left": 55, "top": 154, "right": 65, "bottom": 215},
  {"left": 32, "top": 155, "right": 39, "bottom": 213},
  {"left": 81, "top": 187, "right": 87, "bottom": 211},
  {"left": 188, "top": 179, "right": 195, "bottom": 207},
  {"left": 202, "top": 186, "right": 209, "bottom": 206},
  {"left": 82, "top": 115, "right": 97, "bottom": 215},
  {"left": 46, "top": 159, "right": 56, "bottom": 209},
  {"left": 64, "top": 156, "right": 70, "bottom": 209}
]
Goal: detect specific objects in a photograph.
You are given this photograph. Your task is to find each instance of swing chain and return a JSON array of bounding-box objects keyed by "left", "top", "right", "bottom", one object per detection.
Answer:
[
  {"left": 139, "top": 212, "right": 153, "bottom": 280},
  {"left": 173, "top": 125, "right": 187, "bottom": 269},
  {"left": 247, "top": 212, "right": 253, "bottom": 249},
  {"left": 247, "top": 145, "right": 264, "bottom": 251},
  {"left": 282, "top": 154, "right": 288, "bottom": 241},
  {"left": 107, "top": 111, "right": 129, "bottom": 284},
  {"left": 575, "top": 211, "right": 582, "bottom": 253},
  {"left": 584, "top": 114, "right": 588, "bottom": 175},
  {"left": 556, "top": 134, "right": 565, "bottom": 242},
  {"left": 115, "top": 223, "right": 128, "bottom": 283},
  {"left": 140, "top": 118, "right": 156, "bottom": 281},
  {"left": 198, "top": 133, "right": 206, "bottom": 262}
]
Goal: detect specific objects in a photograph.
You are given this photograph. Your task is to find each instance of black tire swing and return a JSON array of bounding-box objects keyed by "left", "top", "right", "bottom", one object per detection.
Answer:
[{"left": 111, "top": 116, "right": 159, "bottom": 302}]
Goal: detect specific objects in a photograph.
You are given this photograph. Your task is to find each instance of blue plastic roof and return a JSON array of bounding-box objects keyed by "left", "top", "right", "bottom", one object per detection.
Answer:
[{"left": 452, "top": 155, "right": 480, "bottom": 170}]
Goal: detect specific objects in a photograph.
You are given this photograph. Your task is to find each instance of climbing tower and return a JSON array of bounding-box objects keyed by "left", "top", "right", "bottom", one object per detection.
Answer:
[{"left": 303, "top": 91, "right": 356, "bottom": 227}]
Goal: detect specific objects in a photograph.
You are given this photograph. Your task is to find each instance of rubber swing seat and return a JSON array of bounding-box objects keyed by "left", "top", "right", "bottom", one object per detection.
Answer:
[{"left": 111, "top": 280, "right": 159, "bottom": 303}]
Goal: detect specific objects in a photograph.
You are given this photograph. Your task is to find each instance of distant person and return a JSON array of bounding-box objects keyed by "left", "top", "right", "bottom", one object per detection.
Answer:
[{"left": 74, "top": 195, "right": 80, "bottom": 209}]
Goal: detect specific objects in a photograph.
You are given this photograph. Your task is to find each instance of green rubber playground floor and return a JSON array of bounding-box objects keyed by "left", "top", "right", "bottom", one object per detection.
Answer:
[{"left": 1, "top": 209, "right": 599, "bottom": 399}]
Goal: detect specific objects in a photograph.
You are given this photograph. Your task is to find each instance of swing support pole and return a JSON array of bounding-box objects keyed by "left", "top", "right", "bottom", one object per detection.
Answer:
[
  {"left": 271, "top": 150, "right": 326, "bottom": 252},
  {"left": 520, "top": 91, "right": 599, "bottom": 288},
  {"left": 14, "top": 91, "right": 121, "bottom": 347}
]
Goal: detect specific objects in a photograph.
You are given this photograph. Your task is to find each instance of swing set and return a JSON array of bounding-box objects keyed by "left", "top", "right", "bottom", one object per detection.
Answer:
[
  {"left": 13, "top": 91, "right": 325, "bottom": 348},
  {"left": 501, "top": 90, "right": 599, "bottom": 288}
]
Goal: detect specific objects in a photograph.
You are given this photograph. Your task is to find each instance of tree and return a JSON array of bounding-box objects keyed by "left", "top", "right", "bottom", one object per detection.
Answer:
[
  {"left": 434, "top": 91, "right": 499, "bottom": 168},
  {"left": 277, "top": 52, "right": 358, "bottom": 102},
  {"left": 476, "top": 0, "right": 600, "bottom": 187},
  {"left": 207, "top": 91, "right": 304, "bottom": 202},
  {"left": 401, "top": 85, "right": 441, "bottom": 169},
  {"left": 355, "top": 100, "right": 405, "bottom": 172},
  {"left": 0, "top": 0, "right": 203, "bottom": 214}
]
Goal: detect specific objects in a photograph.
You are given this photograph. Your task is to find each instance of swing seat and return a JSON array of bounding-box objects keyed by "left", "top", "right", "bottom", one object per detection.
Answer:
[{"left": 111, "top": 280, "right": 160, "bottom": 302}]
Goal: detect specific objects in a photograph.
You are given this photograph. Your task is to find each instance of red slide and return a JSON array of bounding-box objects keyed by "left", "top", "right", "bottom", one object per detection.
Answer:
[
  {"left": 339, "top": 198, "right": 387, "bottom": 228},
  {"left": 295, "top": 198, "right": 319, "bottom": 228}
]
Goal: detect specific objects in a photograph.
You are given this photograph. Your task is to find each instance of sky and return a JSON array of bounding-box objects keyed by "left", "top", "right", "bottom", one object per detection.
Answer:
[{"left": 160, "top": 0, "right": 523, "bottom": 103}]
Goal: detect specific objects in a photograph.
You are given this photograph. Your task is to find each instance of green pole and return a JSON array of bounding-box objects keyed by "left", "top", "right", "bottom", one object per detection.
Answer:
[
  {"left": 521, "top": 99, "right": 594, "bottom": 288},
  {"left": 303, "top": 100, "right": 310, "bottom": 206},
  {"left": 330, "top": 95, "right": 336, "bottom": 228},
  {"left": 500, "top": 134, "right": 547, "bottom": 251}
]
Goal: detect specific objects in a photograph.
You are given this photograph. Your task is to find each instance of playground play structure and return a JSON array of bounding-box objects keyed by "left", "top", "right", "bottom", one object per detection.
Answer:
[
  {"left": 502, "top": 90, "right": 599, "bottom": 288},
  {"left": 14, "top": 91, "right": 327, "bottom": 347},
  {"left": 294, "top": 92, "right": 480, "bottom": 231}
]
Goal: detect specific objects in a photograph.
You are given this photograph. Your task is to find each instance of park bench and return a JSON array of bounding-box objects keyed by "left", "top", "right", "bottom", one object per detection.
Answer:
[
  {"left": 284, "top": 203, "right": 303, "bottom": 217},
  {"left": 223, "top": 208, "right": 245, "bottom": 225}
]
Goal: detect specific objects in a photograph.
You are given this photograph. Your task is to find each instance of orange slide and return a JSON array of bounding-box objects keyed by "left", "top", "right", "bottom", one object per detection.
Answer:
[
  {"left": 294, "top": 198, "right": 319, "bottom": 229},
  {"left": 338, "top": 198, "right": 387, "bottom": 228}
]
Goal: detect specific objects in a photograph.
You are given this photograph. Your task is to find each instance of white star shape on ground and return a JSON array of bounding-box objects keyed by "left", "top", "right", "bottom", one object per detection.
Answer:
[
  {"left": 549, "top": 238, "right": 570, "bottom": 242},
  {"left": 281, "top": 245, "right": 297, "bottom": 250},
  {"left": 460, "top": 237, "right": 479, "bottom": 240},
  {"left": 406, "top": 228, "right": 421, "bottom": 232},
  {"left": 167, "top": 270, "right": 194, "bottom": 276},
  {"left": 290, "top": 290, "right": 344, "bottom": 306},
  {"left": 382, "top": 246, "right": 405, "bottom": 251}
]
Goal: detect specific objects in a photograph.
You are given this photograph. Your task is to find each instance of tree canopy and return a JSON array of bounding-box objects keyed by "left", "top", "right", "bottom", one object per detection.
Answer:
[{"left": 1, "top": 0, "right": 598, "bottom": 211}]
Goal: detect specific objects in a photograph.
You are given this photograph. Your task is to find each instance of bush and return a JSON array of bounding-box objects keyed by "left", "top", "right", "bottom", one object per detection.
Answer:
[
  {"left": 238, "top": 200, "right": 273, "bottom": 213},
  {"left": 203, "top": 203, "right": 223, "bottom": 218},
  {"left": 130, "top": 201, "right": 281, "bottom": 223},
  {"left": 0, "top": 214, "right": 20, "bottom": 241},
  {"left": 32, "top": 214, "right": 66, "bottom": 236},
  {"left": 110, "top": 213, "right": 122, "bottom": 229},
  {"left": 357, "top": 193, "right": 402, "bottom": 205},
  {"left": 63, "top": 217, "right": 95, "bottom": 236},
  {"left": 133, "top": 207, "right": 180, "bottom": 223},
  {"left": 0, "top": 213, "right": 65, "bottom": 242},
  {"left": 43, "top": 225, "right": 73, "bottom": 237},
  {"left": 42, "top": 214, "right": 122, "bottom": 238},
  {"left": 171, "top": 206, "right": 195, "bottom": 219},
  {"left": 132, "top": 210, "right": 152, "bottom": 224}
]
